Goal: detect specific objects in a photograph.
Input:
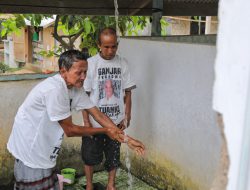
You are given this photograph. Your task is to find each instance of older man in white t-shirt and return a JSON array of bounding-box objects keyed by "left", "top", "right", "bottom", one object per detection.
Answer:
[{"left": 7, "top": 50, "right": 144, "bottom": 190}]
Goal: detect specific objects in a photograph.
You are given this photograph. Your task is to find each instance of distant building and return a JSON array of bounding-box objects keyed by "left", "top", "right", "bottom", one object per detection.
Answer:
[
  {"left": 134, "top": 16, "right": 218, "bottom": 36},
  {"left": 3, "top": 16, "right": 81, "bottom": 71}
]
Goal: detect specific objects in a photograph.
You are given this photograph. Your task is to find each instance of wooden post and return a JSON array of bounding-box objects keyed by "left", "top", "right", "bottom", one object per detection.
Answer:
[
  {"left": 25, "top": 26, "right": 33, "bottom": 63},
  {"left": 151, "top": 0, "right": 163, "bottom": 36}
]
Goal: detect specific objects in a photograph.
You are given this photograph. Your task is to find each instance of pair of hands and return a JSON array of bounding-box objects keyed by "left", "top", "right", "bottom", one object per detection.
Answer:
[
  {"left": 106, "top": 127, "right": 145, "bottom": 156},
  {"left": 85, "top": 119, "right": 145, "bottom": 156},
  {"left": 126, "top": 136, "right": 145, "bottom": 155},
  {"left": 105, "top": 118, "right": 130, "bottom": 141}
]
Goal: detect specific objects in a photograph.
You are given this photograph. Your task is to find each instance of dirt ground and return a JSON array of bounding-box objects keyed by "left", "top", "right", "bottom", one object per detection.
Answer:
[
  {"left": 9, "top": 68, "right": 36, "bottom": 74},
  {"left": 1, "top": 63, "right": 56, "bottom": 75}
]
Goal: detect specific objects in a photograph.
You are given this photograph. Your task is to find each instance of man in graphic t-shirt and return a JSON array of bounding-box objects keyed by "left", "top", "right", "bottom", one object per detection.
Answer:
[{"left": 82, "top": 27, "right": 136, "bottom": 190}]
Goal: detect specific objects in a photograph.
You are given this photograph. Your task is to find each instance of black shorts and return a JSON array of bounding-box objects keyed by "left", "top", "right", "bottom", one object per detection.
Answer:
[{"left": 81, "top": 134, "right": 121, "bottom": 172}]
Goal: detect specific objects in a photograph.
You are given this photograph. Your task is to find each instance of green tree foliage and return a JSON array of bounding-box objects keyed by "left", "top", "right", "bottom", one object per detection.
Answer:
[
  {"left": 0, "top": 14, "right": 52, "bottom": 37},
  {"left": 0, "top": 62, "right": 9, "bottom": 73},
  {"left": 0, "top": 14, "right": 149, "bottom": 56}
]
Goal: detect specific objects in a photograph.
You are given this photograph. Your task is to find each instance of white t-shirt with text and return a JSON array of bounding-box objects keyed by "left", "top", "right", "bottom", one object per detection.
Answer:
[
  {"left": 84, "top": 54, "right": 136, "bottom": 128},
  {"left": 7, "top": 74, "right": 94, "bottom": 169}
]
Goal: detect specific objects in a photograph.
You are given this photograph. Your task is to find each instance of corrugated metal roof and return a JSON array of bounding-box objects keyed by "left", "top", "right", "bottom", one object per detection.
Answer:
[
  {"left": 0, "top": 0, "right": 218, "bottom": 16},
  {"left": 166, "top": 0, "right": 218, "bottom": 3}
]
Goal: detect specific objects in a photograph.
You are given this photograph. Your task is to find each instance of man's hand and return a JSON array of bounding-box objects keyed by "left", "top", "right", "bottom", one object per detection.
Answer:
[
  {"left": 118, "top": 123, "right": 126, "bottom": 131},
  {"left": 119, "top": 117, "right": 131, "bottom": 131},
  {"left": 126, "top": 115, "right": 131, "bottom": 127},
  {"left": 117, "top": 134, "right": 145, "bottom": 156},
  {"left": 127, "top": 138, "right": 145, "bottom": 156},
  {"left": 83, "top": 121, "right": 93, "bottom": 128},
  {"left": 106, "top": 127, "right": 124, "bottom": 143}
]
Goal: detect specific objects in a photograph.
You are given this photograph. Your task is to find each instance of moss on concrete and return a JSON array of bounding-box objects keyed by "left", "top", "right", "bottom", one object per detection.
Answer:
[
  {"left": 0, "top": 127, "right": 15, "bottom": 186},
  {"left": 1, "top": 133, "right": 198, "bottom": 190},
  {"left": 56, "top": 138, "right": 104, "bottom": 176},
  {"left": 0, "top": 149, "right": 14, "bottom": 186},
  {"left": 120, "top": 150, "right": 199, "bottom": 190},
  {"left": 54, "top": 139, "right": 84, "bottom": 175}
]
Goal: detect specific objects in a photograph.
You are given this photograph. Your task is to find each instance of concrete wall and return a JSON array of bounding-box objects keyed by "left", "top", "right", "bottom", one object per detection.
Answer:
[
  {"left": 213, "top": 0, "right": 250, "bottom": 189},
  {"left": 0, "top": 80, "right": 38, "bottom": 185},
  {"left": 119, "top": 38, "right": 220, "bottom": 190},
  {"left": 0, "top": 37, "right": 221, "bottom": 190},
  {"left": 205, "top": 16, "right": 218, "bottom": 35},
  {"left": 42, "top": 27, "right": 58, "bottom": 71},
  {"left": 13, "top": 28, "right": 25, "bottom": 63},
  {"left": 168, "top": 16, "right": 191, "bottom": 35}
]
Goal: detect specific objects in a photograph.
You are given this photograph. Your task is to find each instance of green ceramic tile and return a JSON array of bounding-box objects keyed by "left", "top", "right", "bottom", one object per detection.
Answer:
[{"left": 64, "top": 169, "right": 158, "bottom": 190}]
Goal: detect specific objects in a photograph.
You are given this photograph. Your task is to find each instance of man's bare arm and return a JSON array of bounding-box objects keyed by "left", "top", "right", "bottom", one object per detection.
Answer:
[
  {"left": 125, "top": 90, "right": 132, "bottom": 126},
  {"left": 58, "top": 116, "right": 107, "bottom": 137},
  {"left": 82, "top": 91, "right": 92, "bottom": 127}
]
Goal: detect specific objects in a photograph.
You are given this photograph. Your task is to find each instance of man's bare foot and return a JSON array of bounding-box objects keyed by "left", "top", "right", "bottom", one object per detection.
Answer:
[
  {"left": 106, "top": 185, "right": 116, "bottom": 190},
  {"left": 86, "top": 183, "right": 94, "bottom": 190}
]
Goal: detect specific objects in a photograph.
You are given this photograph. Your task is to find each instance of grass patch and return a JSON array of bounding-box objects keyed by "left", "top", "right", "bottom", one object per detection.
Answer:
[{"left": 0, "top": 62, "right": 23, "bottom": 74}]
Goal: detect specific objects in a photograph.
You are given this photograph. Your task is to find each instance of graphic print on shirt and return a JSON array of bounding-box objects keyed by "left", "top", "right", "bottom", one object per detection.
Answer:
[
  {"left": 49, "top": 133, "right": 64, "bottom": 162},
  {"left": 98, "top": 67, "right": 122, "bottom": 121}
]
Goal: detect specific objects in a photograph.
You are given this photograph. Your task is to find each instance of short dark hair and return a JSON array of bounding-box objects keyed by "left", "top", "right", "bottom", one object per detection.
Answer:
[
  {"left": 58, "top": 50, "right": 88, "bottom": 70},
  {"left": 98, "top": 27, "right": 117, "bottom": 45}
]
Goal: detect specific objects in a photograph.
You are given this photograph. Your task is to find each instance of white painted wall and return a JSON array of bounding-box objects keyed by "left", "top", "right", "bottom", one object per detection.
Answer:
[
  {"left": 213, "top": 0, "right": 250, "bottom": 190},
  {"left": 1, "top": 37, "right": 221, "bottom": 189},
  {"left": 3, "top": 36, "right": 18, "bottom": 68},
  {"left": 119, "top": 38, "right": 220, "bottom": 190}
]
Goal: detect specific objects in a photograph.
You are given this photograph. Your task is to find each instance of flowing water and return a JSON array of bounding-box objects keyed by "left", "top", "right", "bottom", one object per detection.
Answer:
[
  {"left": 113, "top": 1, "right": 133, "bottom": 189},
  {"left": 114, "top": 0, "right": 133, "bottom": 190},
  {"left": 123, "top": 119, "right": 133, "bottom": 190},
  {"left": 114, "top": 0, "right": 120, "bottom": 41}
]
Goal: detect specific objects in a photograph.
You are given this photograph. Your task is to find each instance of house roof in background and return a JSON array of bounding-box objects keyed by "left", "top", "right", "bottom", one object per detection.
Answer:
[
  {"left": 25, "top": 16, "right": 55, "bottom": 28},
  {"left": 0, "top": 0, "right": 218, "bottom": 16}
]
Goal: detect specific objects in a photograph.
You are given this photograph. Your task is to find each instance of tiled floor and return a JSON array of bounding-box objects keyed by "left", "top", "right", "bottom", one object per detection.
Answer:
[{"left": 64, "top": 169, "right": 158, "bottom": 190}]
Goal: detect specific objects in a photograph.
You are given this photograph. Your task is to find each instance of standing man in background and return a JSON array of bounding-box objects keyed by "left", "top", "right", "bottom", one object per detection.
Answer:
[{"left": 82, "top": 27, "right": 137, "bottom": 190}]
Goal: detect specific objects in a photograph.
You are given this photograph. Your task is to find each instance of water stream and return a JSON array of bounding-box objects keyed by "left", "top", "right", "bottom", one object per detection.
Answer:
[
  {"left": 114, "top": 1, "right": 133, "bottom": 189},
  {"left": 123, "top": 119, "right": 133, "bottom": 190},
  {"left": 114, "top": 0, "right": 120, "bottom": 41}
]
